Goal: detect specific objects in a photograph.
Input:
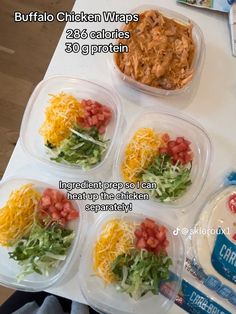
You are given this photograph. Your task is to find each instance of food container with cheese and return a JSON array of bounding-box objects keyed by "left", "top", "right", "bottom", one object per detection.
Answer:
[
  {"left": 0, "top": 177, "right": 85, "bottom": 291},
  {"left": 20, "top": 76, "right": 123, "bottom": 177},
  {"left": 111, "top": 5, "right": 205, "bottom": 97},
  {"left": 113, "top": 109, "right": 212, "bottom": 209},
  {"left": 80, "top": 211, "right": 185, "bottom": 314}
]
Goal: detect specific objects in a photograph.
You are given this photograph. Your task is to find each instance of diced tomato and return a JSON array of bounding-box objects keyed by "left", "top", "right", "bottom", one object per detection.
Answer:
[
  {"left": 92, "top": 115, "right": 98, "bottom": 125},
  {"left": 52, "top": 212, "right": 60, "bottom": 220},
  {"left": 228, "top": 194, "right": 236, "bottom": 213},
  {"left": 67, "top": 211, "right": 79, "bottom": 220},
  {"left": 61, "top": 210, "right": 68, "bottom": 218},
  {"left": 184, "top": 153, "right": 193, "bottom": 164},
  {"left": 176, "top": 137, "right": 184, "bottom": 144},
  {"left": 146, "top": 228, "right": 155, "bottom": 237},
  {"left": 172, "top": 153, "right": 179, "bottom": 162},
  {"left": 167, "top": 141, "right": 175, "bottom": 149},
  {"left": 55, "top": 202, "right": 63, "bottom": 211},
  {"left": 142, "top": 231, "right": 148, "bottom": 240},
  {"left": 159, "top": 225, "right": 167, "bottom": 233},
  {"left": 140, "top": 222, "right": 146, "bottom": 230},
  {"left": 41, "top": 195, "right": 51, "bottom": 209},
  {"left": 156, "top": 231, "right": 166, "bottom": 243},
  {"left": 77, "top": 99, "right": 112, "bottom": 133},
  {"left": 147, "top": 237, "right": 158, "bottom": 248},
  {"left": 98, "top": 113, "right": 104, "bottom": 121},
  {"left": 38, "top": 189, "right": 79, "bottom": 226},
  {"left": 136, "top": 238, "right": 146, "bottom": 249},
  {"left": 171, "top": 144, "right": 184, "bottom": 154},
  {"left": 134, "top": 219, "right": 169, "bottom": 255},
  {"left": 232, "top": 233, "right": 236, "bottom": 241},
  {"left": 43, "top": 188, "right": 53, "bottom": 197},
  {"left": 48, "top": 205, "right": 57, "bottom": 213},
  {"left": 162, "top": 133, "right": 170, "bottom": 143},
  {"left": 184, "top": 139, "right": 191, "bottom": 146},
  {"left": 159, "top": 147, "right": 168, "bottom": 154},
  {"left": 134, "top": 228, "right": 142, "bottom": 238},
  {"left": 144, "top": 218, "right": 156, "bottom": 229},
  {"left": 164, "top": 136, "right": 193, "bottom": 165},
  {"left": 63, "top": 202, "right": 72, "bottom": 213}
]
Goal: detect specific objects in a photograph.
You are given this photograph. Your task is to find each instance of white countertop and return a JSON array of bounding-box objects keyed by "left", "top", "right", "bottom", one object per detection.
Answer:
[{"left": 2, "top": 0, "right": 236, "bottom": 313}]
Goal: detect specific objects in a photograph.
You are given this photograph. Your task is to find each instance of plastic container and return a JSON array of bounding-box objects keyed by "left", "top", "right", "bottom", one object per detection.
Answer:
[
  {"left": 20, "top": 76, "right": 123, "bottom": 176},
  {"left": 80, "top": 211, "right": 185, "bottom": 314},
  {"left": 113, "top": 110, "right": 212, "bottom": 209},
  {"left": 111, "top": 5, "right": 205, "bottom": 97},
  {"left": 0, "top": 177, "right": 84, "bottom": 291}
]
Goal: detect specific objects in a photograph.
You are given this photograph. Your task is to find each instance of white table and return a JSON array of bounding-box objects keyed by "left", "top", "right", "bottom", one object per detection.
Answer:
[{"left": 3, "top": 0, "right": 236, "bottom": 313}]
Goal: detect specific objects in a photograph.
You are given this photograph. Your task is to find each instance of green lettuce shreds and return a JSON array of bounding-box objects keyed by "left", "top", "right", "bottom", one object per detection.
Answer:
[
  {"left": 51, "top": 127, "right": 108, "bottom": 169},
  {"left": 9, "top": 222, "right": 74, "bottom": 281},
  {"left": 111, "top": 249, "right": 172, "bottom": 300},
  {"left": 141, "top": 154, "right": 192, "bottom": 202}
]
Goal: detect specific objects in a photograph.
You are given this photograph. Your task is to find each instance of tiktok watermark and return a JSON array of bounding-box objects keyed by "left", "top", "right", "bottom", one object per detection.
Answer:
[{"left": 173, "top": 226, "right": 230, "bottom": 236}]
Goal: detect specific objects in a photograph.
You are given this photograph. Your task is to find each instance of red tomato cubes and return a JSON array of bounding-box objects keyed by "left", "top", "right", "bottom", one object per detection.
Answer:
[
  {"left": 160, "top": 135, "right": 193, "bottom": 165},
  {"left": 134, "top": 218, "right": 169, "bottom": 254},
  {"left": 38, "top": 188, "right": 79, "bottom": 226},
  {"left": 77, "top": 99, "right": 112, "bottom": 134},
  {"left": 228, "top": 193, "right": 236, "bottom": 214}
]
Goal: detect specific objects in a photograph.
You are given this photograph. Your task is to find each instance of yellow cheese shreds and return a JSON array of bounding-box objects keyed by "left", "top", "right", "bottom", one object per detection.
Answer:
[
  {"left": 39, "top": 92, "right": 84, "bottom": 147},
  {"left": 93, "top": 219, "right": 136, "bottom": 284},
  {"left": 0, "top": 184, "right": 41, "bottom": 247},
  {"left": 121, "top": 128, "right": 164, "bottom": 183}
]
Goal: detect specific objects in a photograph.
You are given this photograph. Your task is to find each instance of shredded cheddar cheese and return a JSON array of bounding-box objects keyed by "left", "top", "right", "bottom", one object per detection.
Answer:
[
  {"left": 121, "top": 128, "right": 164, "bottom": 182},
  {"left": 39, "top": 92, "right": 84, "bottom": 147},
  {"left": 93, "top": 219, "right": 136, "bottom": 283},
  {"left": 0, "top": 184, "right": 41, "bottom": 247}
]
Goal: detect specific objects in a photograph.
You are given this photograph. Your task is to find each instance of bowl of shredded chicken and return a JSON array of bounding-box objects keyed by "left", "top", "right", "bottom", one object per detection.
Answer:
[{"left": 114, "top": 8, "right": 204, "bottom": 95}]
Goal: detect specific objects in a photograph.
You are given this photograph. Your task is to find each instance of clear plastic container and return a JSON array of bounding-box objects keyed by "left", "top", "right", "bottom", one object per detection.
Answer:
[
  {"left": 80, "top": 211, "right": 185, "bottom": 314},
  {"left": 20, "top": 76, "right": 123, "bottom": 176},
  {"left": 0, "top": 177, "right": 84, "bottom": 291},
  {"left": 113, "top": 109, "right": 212, "bottom": 209},
  {"left": 111, "top": 5, "right": 205, "bottom": 97}
]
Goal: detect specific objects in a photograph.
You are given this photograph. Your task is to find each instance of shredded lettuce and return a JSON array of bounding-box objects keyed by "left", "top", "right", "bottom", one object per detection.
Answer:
[
  {"left": 141, "top": 153, "right": 192, "bottom": 202},
  {"left": 111, "top": 249, "right": 172, "bottom": 300},
  {"left": 50, "top": 126, "right": 108, "bottom": 169},
  {"left": 9, "top": 222, "right": 74, "bottom": 281}
]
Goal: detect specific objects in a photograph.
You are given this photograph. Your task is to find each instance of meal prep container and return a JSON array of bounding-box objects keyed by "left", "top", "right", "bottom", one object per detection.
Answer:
[
  {"left": 0, "top": 177, "right": 84, "bottom": 291},
  {"left": 20, "top": 76, "right": 123, "bottom": 176},
  {"left": 111, "top": 5, "right": 205, "bottom": 97},
  {"left": 80, "top": 211, "right": 185, "bottom": 314},
  {"left": 113, "top": 110, "right": 212, "bottom": 209}
]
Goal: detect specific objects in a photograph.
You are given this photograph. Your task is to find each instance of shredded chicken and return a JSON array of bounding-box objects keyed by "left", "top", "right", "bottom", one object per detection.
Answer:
[{"left": 115, "top": 10, "right": 195, "bottom": 90}]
